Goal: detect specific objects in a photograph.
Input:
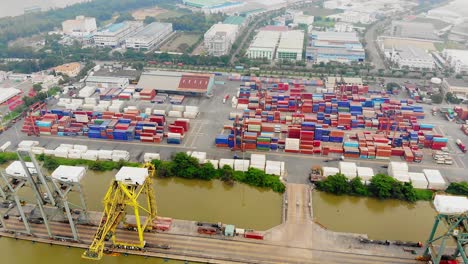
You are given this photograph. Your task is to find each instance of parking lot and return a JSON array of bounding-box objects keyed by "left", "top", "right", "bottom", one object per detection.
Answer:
[{"left": 0, "top": 75, "right": 466, "bottom": 185}]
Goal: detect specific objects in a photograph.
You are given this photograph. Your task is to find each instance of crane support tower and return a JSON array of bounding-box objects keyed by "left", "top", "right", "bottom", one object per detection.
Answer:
[
  {"left": 421, "top": 195, "right": 468, "bottom": 264},
  {"left": 82, "top": 163, "right": 157, "bottom": 260}
]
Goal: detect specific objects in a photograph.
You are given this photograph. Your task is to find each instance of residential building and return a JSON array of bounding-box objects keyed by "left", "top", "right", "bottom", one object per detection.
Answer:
[
  {"left": 54, "top": 62, "right": 81, "bottom": 77},
  {"left": 62, "top": 16, "right": 97, "bottom": 37},
  {"left": 294, "top": 14, "right": 314, "bottom": 26},
  {"left": 85, "top": 76, "right": 129, "bottom": 89},
  {"left": 443, "top": 49, "right": 468, "bottom": 74},
  {"left": 389, "top": 46, "right": 435, "bottom": 70},
  {"left": 247, "top": 31, "right": 281, "bottom": 60},
  {"left": 306, "top": 31, "right": 365, "bottom": 63},
  {"left": 125, "top": 22, "right": 173, "bottom": 50},
  {"left": 390, "top": 21, "right": 439, "bottom": 41},
  {"left": 204, "top": 23, "right": 239, "bottom": 56},
  {"left": 442, "top": 78, "right": 468, "bottom": 100},
  {"left": 93, "top": 21, "right": 143, "bottom": 48},
  {"left": 276, "top": 30, "right": 304, "bottom": 61}
]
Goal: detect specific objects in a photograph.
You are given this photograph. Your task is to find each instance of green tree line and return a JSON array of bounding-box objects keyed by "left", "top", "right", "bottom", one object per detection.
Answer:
[{"left": 315, "top": 173, "right": 434, "bottom": 202}]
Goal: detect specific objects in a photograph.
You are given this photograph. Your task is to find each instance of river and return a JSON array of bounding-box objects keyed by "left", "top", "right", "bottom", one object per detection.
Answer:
[
  {"left": 0, "top": 0, "right": 90, "bottom": 18},
  {"left": 312, "top": 191, "right": 446, "bottom": 242},
  {"left": 1, "top": 167, "right": 282, "bottom": 263}
]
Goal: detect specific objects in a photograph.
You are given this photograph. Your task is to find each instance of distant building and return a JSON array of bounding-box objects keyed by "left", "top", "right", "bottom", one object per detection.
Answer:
[
  {"left": 390, "top": 21, "right": 439, "bottom": 41},
  {"left": 334, "top": 22, "right": 353, "bottom": 32},
  {"left": 62, "top": 16, "right": 97, "bottom": 37},
  {"left": 204, "top": 23, "right": 239, "bottom": 56},
  {"left": 125, "top": 22, "right": 173, "bottom": 50},
  {"left": 306, "top": 31, "right": 365, "bottom": 63},
  {"left": 442, "top": 78, "right": 468, "bottom": 100},
  {"left": 294, "top": 14, "right": 314, "bottom": 26},
  {"left": 329, "top": 11, "right": 374, "bottom": 25},
  {"left": 85, "top": 76, "right": 129, "bottom": 89},
  {"left": 93, "top": 21, "right": 143, "bottom": 48},
  {"left": 443, "top": 49, "right": 468, "bottom": 74},
  {"left": 276, "top": 30, "right": 304, "bottom": 61},
  {"left": 389, "top": 46, "right": 435, "bottom": 70},
  {"left": 137, "top": 71, "right": 215, "bottom": 95},
  {"left": 247, "top": 31, "right": 281, "bottom": 60},
  {"left": 54, "top": 62, "right": 81, "bottom": 77},
  {"left": 0, "top": 88, "right": 21, "bottom": 105},
  {"left": 182, "top": 0, "right": 245, "bottom": 14},
  {"left": 223, "top": 16, "right": 248, "bottom": 30}
]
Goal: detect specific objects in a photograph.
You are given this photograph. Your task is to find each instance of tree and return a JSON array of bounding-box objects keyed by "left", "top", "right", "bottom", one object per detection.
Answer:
[
  {"left": 446, "top": 182, "right": 468, "bottom": 196},
  {"left": 316, "top": 173, "right": 350, "bottom": 195},
  {"left": 198, "top": 162, "right": 217, "bottom": 180},
  {"left": 43, "top": 156, "right": 59, "bottom": 171},
  {"left": 143, "top": 16, "right": 156, "bottom": 25},
  {"left": 430, "top": 93, "right": 443, "bottom": 104},
  {"left": 219, "top": 165, "right": 234, "bottom": 185},
  {"left": 349, "top": 177, "right": 368, "bottom": 196},
  {"left": 368, "top": 174, "right": 395, "bottom": 199},
  {"left": 386, "top": 82, "right": 400, "bottom": 92},
  {"left": 32, "top": 83, "right": 43, "bottom": 92},
  {"left": 115, "top": 12, "right": 135, "bottom": 23},
  {"left": 446, "top": 92, "right": 462, "bottom": 104}
]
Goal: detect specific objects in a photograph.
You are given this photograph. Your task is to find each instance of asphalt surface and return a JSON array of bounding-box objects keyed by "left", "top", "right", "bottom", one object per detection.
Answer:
[
  {"left": 0, "top": 76, "right": 466, "bottom": 185},
  {"left": 364, "top": 20, "right": 387, "bottom": 71}
]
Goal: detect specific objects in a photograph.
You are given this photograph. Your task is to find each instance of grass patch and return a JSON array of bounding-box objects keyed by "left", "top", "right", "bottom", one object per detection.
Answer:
[
  {"left": 159, "top": 32, "right": 201, "bottom": 53},
  {"left": 414, "top": 189, "right": 434, "bottom": 201}
]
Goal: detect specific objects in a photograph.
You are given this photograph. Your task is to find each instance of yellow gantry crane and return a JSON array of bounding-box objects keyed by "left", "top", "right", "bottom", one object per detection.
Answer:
[{"left": 82, "top": 163, "right": 157, "bottom": 260}]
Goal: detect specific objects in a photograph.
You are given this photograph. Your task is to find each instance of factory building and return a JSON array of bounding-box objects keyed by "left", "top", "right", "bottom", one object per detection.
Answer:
[
  {"left": 247, "top": 31, "right": 281, "bottom": 60},
  {"left": 389, "top": 46, "right": 435, "bottom": 70},
  {"left": 85, "top": 76, "right": 129, "bottom": 89},
  {"left": 204, "top": 23, "right": 239, "bottom": 56},
  {"left": 223, "top": 16, "right": 248, "bottom": 30},
  {"left": 93, "top": 21, "right": 143, "bottom": 48},
  {"left": 276, "top": 30, "right": 304, "bottom": 61},
  {"left": 182, "top": 0, "right": 245, "bottom": 14},
  {"left": 62, "top": 16, "right": 97, "bottom": 37},
  {"left": 443, "top": 49, "right": 468, "bottom": 74},
  {"left": 137, "top": 71, "right": 214, "bottom": 95},
  {"left": 125, "top": 22, "right": 173, "bottom": 50},
  {"left": 306, "top": 31, "right": 365, "bottom": 63}
]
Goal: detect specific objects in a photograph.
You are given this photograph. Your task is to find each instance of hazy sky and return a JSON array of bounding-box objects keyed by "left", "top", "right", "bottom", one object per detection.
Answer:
[{"left": 0, "top": 0, "right": 90, "bottom": 18}]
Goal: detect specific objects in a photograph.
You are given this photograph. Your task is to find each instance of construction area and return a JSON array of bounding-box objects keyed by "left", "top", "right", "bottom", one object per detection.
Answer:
[{"left": 0, "top": 69, "right": 467, "bottom": 263}]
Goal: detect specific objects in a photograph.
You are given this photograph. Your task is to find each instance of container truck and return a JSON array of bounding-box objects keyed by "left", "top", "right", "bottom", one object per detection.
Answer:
[{"left": 456, "top": 139, "right": 467, "bottom": 153}]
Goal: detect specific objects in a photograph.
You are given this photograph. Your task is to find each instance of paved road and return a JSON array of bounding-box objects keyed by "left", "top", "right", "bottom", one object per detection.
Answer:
[{"left": 364, "top": 20, "right": 387, "bottom": 71}]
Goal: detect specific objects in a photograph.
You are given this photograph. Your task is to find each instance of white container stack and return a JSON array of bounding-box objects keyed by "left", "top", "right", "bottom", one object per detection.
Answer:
[
  {"left": 109, "top": 100, "right": 125, "bottom": 113},
  {"left": 357, "top": 167, "right": 374, "bottom": 183},
  {"left": 153, "top": 109, "right": 166, "bottom": 116},
  {"left": 388, "top": 161, "right": 410, "bottom": 183},
  {"left": 339, "top": 162, "right": 357, "bottom": 179},
  {"left": 78, "top": 86, "right": 96, "bottom": 98},
  {"left": 143, "top": 153, "right": 160, "bottom": 162},
  {"left": 98, "top": 150, "right": 113, "bottom": 160},
  {"left": 44, "top": 149, "right": 55, "bottom": 155},
  {"left": 67, "top": 149, "right": 82, "bottom": 159},
  {"left": 52, "top": 166, "right": 86, "bottom": 183},
  {"left": 82, "top": 150, "right": 98, "bottom": 161},
  {"left": 234, "top": 159, "right": 250, "bottom": 172},
  {"left": 112, "top": 150, "right": 130, "bottom": 162},
  {"left": 408, "top": 172, "right": 429, "bottom": 189},
  {"left": 285, "top": 138, "right": 300, "bottom": 151},
  {"left": 236, "top": 104, "right": 248, "bottom": 110},
  {"left": 6, "top": 161, "right": 37, "bottom": 177},
  {"left": 188, "top": 151, "right": 206, "bottom": 164},
  {"left": 322, "top": 167, "right": 339, "bottom": 177},
  {"left": 265, "top": 160, "right": 282, "bottom": 176},
  {"left": 168, "top": 111, "right": 182, "bottom": 118},
  {"left": 84, "top": 97, "right": 98, "bottom": 105},
  {"left": 18, "top": 140, "right": 39, "bottom": 151},
  {"left": 219, "top": 159, "right": 235, "bottom": 169},
  {"left": 54, "top": 146, "right": 70, "bottom": 158},
  {"left": 205, "top": 159, "right": 219, "bottom": 169},
  {"left": 250, "top": 154, "right": 266, "bottom": 171},
  {"left": 434, "top": 195, "right": 468, "bottom": 215},
  {"left": 57, "top": 98, "right": 71, "bottom": 107},
  {"left": 31, "top": 147, "right": 45, "bottom": 155},
  {"left": 0, "top": 141, "right": 11, "bottom": 152},
  {"left": 184, "top": 106, "right": 199, "bottom": 119},
  {"left": 423, "top": 169, "right": 447, "bottom": 190},
  {"left": 172, "top": 105, "right": 185, "bottom": 112}
]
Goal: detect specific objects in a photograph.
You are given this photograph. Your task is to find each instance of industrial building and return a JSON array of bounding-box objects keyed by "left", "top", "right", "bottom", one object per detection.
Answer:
[
  {"left": 125, "top": 22, "right": 173, "bottom": 50},
  {"left": 204, "top": 23, "right": 239, "bottom": 56},
  {"left": 247, "top": 31, "right": 281, "bottom": 60},
  {"left": 93, "top": 21, "right": 143, "bottom": 48},
  {"left": 54, "top": 62, "right": 81, "bottom": 77},
  {"left": 62, "top": 16, "right": 97, "bottom": 37},
  {"left": 442, "top": 78, "right": 468, "bottom": 101},
  {"left": 85, "top": 76, "right": 129, "bottom": 89},
  {"left": 388, "top": 46, "right": 435, "bottom": 70},
  {"left": 182, "top": 0, "right": 245, "bottom": 14},
  {"left": 0, "top": 88, "right": 21, "bottom": 105},
  {"left": 442, "top": 49, "right": 468, "bottom": 74},
  {"left": 276, "top": 30, "right": 304, "bottom": 61},
  {"left": 390, "top": 21, "right": 439, "bottom": 41},
  {"left": 306, "top": 31, "right": 365, "bottom": 63},
  {"left": 293, "top": 14, "right": 314, "bottom": 26},
  {"left": 137, "top": 71, "right": 214, "bottom": 95}
]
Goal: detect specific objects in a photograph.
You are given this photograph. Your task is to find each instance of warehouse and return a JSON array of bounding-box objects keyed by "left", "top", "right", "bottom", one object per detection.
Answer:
[
  {"left": 137, "top": 71, "right": 214, "bottom": 95},
  {"left": 442, "top": 78, "right": 468, "bottom": 101},
  {"left": 306, "top": 31, "right": 365, "bottom": 63},
  {"left": 0, "top": 88, "right": 21, "bottom": 105},
  {"left": 85, "top": 76, "right": 129, "bottom": 89},
  {"left": 388, "top": 46, "right": 435, "bottom": 70},
  {"left": 442, "top": 49, "right": 468, "bottom": 74},
  {"left": 125, "top": 22, "right": 173, "bottom": 50},
  {"left": 276, "top": 30, "right": 304, "bottom": 61},
  {"left": 390, "top": 21, "right": 440, "bottom": 41},
  {"left": 247, "top": 31, "right": 281, "bottom": 60},
  {"left": 204, "top": 23, "right": 239, "bottom": 56},
  {"left": 93, "top": 21, "right": 143, "bottom": 48}
]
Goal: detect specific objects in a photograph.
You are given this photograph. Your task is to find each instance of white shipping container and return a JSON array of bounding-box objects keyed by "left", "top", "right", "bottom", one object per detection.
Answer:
[
  {"left": 219, "top": 159, "right": 235, "bottom": 169},
  {"left": 71, "top": 98, "right": 84, "bottom": 105},
  {"left": 59, "top": 144, "right": 73, "bottom": 150},
  {"left": 18, "top": 140, "right": 39, "bottom": 149},
  {"left": 322, "top": 167, "right": 339, "bottom": 177},
  {"left": 0, "top": 141, "right": 11, "bottom": 152},
  {"left": 168, "top": 111, "right": 182, "bottom": 118},
  {"left": 82, "top": 104, "right": 95, "bottom": 110},
  {"left": 234, "top": 159, "right": 250, "bottom": 172},
  {"left": 285, "top": 138, "right": 300, "bottom": 151},
  {"left": 73, "top": 145, "right": 88, "bottom": 152},
  {"left": 408, "top": 172, "right": 428, "bottom": 189},
  {"left": 172, "top": 105, "right": 185, "bottom": 112},
  {"left": 100, "top": 101, "right": 111, "bottom": 107},
  {"left": 189, "top": 151, "right": 206, "bottom": 164},
  {"left": 236, "top": 104, "right": 248, "bottom": 110},
  {"left": 44, "top": 149, "right": 55, "bottom": 155},
  {"left": 183, "top": 111, "right": 199, "bottom": 118},
  {"left": 339, "top": 162, "right": 357, "bottom": 179},
  {"left": 357, "top": 167, "right": 374, "bottom": 182},
  {"left": 31, "top": 147, "right": 45, "bottom": 155},
  {"left": 153, "top": 109, "right": 166, "bottom": 116},
  {"left": 205, "top": 159, "right": 219, "bottom": 169},
  {"left": 84, "top": 97, "right": 98, "bottom": 104},
  {"left": 423, "top": 169, "right": 447, "bottom": 190},
  {"left": 144, "top": 153, "right": 160, "bottom": 163},
  {"left": 54, "top": 147, "right": 69, "bottom": 158},
  {"left": 265, "top": 160, "right": 281, "bottom": 176},
  {"left": 98, "top": 150, "right": 113, "bottom": 160},
  {"left": 433, "top": 195, "right": 468, "bottom": 215},
  {"left": 82, "top": 150, "right": 98, "bottom": 161},
  {"left": 185, "top": 106, "right": 199, "bottom": 113},
  {"left": 68, "top": 152, "right": 82, "bottom": 159}
]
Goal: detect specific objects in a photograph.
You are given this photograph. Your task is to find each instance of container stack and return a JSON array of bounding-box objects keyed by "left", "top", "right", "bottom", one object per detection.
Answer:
[
  {"left": 423, "top": 169, "right": 447, "bottom": 190},
  {"left": 388, "top": 161, "right": 410, "bottom": 182},
  {"left": 408, "top": 172, "right": 428, "bottom": 189},
  {"left": 78, "top": 86, "right": 96, "bottom": 98},
  {"left": 188, "top": 151, "right": 206, "bottom": 163},
  {"left": 140, "top": 88, "right": 156, "bottom": 101},
  {"left": 184, "top": 106, "right": 199, "bottom": 119},
  {"left": 205, "top": 159, "right": 219, "bottom": 169},
  {"left": 265, "top": 160, "right": 285, "bottom": 176},
  {"left": 169, "top": 95, "right": 185, "bottom": 105},
  {"left": 356, "top": 167, "right": 374, "bottom": 184},
  {"left": 234, "top": 159, "right": 250, "bottom": 172},
  {"left": 219, "top": 158, "right": 235, "bottom": 169},
  {"left": 339, "top": 162, "right": 357, "bottom": 179},
  {"left": 322, "top": 167, "right": 339, "bottom": 177}
]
